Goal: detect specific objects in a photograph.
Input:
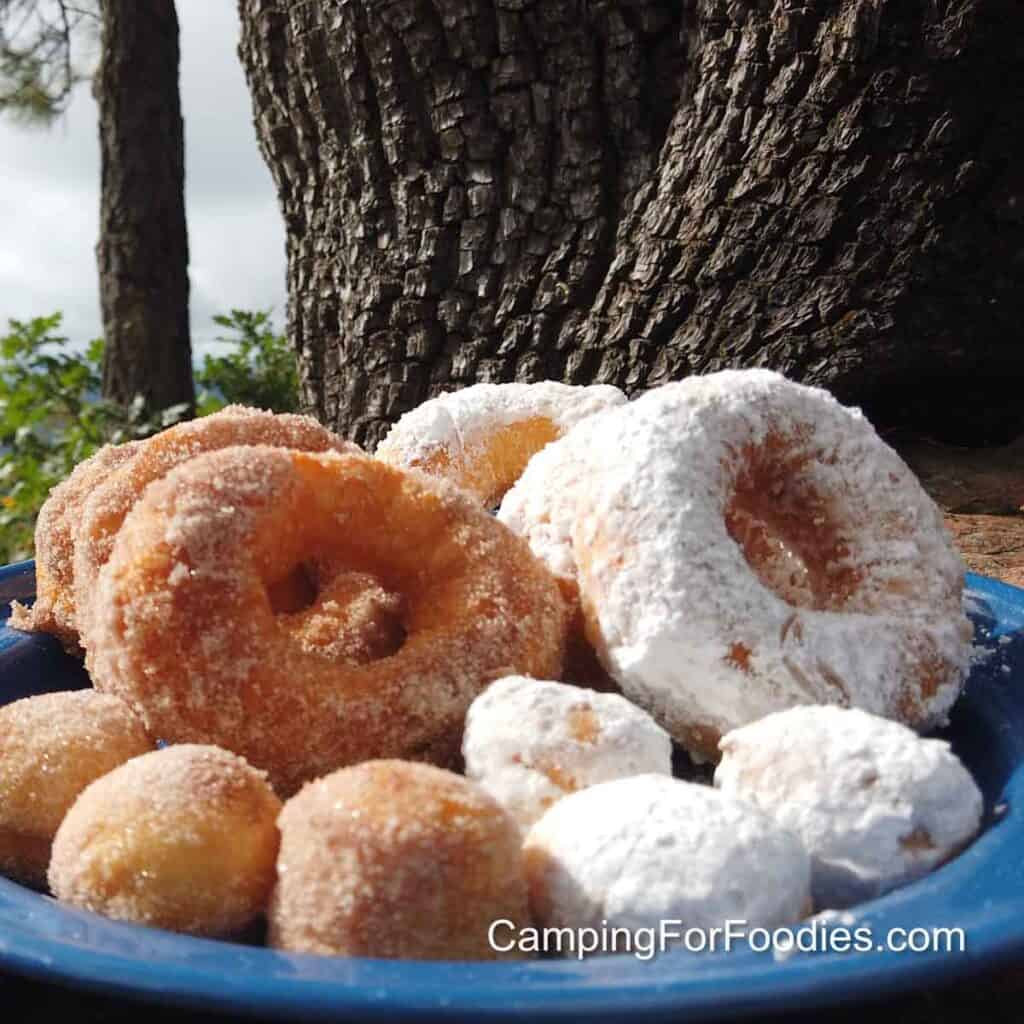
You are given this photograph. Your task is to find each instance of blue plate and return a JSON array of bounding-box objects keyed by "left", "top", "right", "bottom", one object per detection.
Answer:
[{"left": 1, "top": 558, "right": 1022, "bottom": 1021}]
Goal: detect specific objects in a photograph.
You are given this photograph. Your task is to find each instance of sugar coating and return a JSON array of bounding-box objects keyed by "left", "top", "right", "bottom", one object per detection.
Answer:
[
  {"left": 498, "top": 410, "right": 610, "bottom": 582},
  {"left": 523, "top": 774, "right": 811, "bottom": 943},
  {"left": 568, "top": 370, "right": 971, "bottom": 758},
  {"left": 86, "top": 445, "right": 567, "bottom": 796},
  {"left": 0, "top": 690, "right": 153, "bottom": 887},
  {"left": 9, "top": 440, "right": 141, "bottom": 651},
  {"left": 377, "top": 381, "right": 625, "bottom": 506},
  {"left": 715, "top": 705, "right": 984, "bottom": 909},
  {"left": 269, "top": 760, "right": 530, "bottom": 960},
  {"left": 48, "top": 743, "right": 281, "bottom": 937},
  {"left": 462, "top": 675, "right": 672, "bottom": 831},
  {"left": 72, "top": 404, "right": 356, "bottom": 645}
]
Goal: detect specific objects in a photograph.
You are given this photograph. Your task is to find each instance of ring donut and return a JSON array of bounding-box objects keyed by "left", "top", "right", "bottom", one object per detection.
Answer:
[
  {"left": 87, "top": 445, "right": 567, "bottom": 795},
  {"left": 513, "top": 370, "right": 971, "bottom": 759},
  {"left": 72, "top": 405, "right": 355, "bottom": 644},
  {"left": 376, "top": 381, "right": 624, "bottom": 508},
  {"left": 9, "top": 440, "right": 141, "bottom": 651}
]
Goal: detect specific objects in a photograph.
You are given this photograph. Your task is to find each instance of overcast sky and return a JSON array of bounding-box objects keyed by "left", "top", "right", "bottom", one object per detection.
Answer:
[{"left": 0, "top": 1, "right": 287, "bottom": 355}]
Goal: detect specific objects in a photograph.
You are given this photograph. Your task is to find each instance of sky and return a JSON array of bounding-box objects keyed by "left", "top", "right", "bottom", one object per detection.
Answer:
[{"left": 0, "top": 1, "right": 287, "bottom": 355}]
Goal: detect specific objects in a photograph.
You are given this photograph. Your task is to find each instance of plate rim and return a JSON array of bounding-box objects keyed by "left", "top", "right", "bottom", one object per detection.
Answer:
[{"left": 2, "top": 559, "right": 1023, "bottom": 1022}]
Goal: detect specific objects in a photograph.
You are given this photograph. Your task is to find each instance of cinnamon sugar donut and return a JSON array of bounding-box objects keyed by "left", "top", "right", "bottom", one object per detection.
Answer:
[
  {"left": 269, "top": 760, "right": 530, "bottom": 959},
  {"left": 87, "top": 446, "right": 567, "bottom": 795},
  {"left": 376, "top": 381, "right": 624, "bottom": 508},
  {"left": 8, "top": 440, "right": 141, "bottom": 651},
  {"left": 73, "top": 405, "right": 355, "bottom": 644},
  {"left": 569, "top": 370, "right": 972, "bottom": 758}
]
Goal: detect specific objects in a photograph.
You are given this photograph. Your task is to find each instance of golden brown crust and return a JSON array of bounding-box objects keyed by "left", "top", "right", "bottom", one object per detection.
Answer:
[
  {"left": 48, "top": 744, "right": 281, "bottom": 937},
  {"left": 0, "top": 690, "right": 153, "bottom": 887},
  {"left": 86, "top": 446, "right": 567, "bottom": 795},
  {"left": 269, "top": 760, "right": 531, "bottom": 959},
  {"left": 9, "top": 441, "right": 142, "bottom": 651}
]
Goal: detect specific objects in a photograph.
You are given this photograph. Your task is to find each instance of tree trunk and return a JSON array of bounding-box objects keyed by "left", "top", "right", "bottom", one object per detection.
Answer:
[
  {"left": 96, "top": 0, "right": 194, "bottom": 413},
  {"left": 237, "top": 0, "right": 1024, "bottom": 448}
]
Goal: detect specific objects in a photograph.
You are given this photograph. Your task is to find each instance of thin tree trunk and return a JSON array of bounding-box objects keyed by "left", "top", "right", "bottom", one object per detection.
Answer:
[
  {"left": 96, "top": 0, "right": 193, "bottom": 413},
  {"left": 238, "top": 0, "right": 1024, "bottom": 448}
]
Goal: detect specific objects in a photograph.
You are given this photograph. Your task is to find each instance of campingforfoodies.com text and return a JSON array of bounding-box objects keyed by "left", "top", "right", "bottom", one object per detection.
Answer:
[{"left": 487, "top": 919, "right": 966, "bottom": 961}]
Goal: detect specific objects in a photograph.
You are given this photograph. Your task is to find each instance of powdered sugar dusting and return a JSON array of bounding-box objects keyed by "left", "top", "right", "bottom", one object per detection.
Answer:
[
  {"left": 462, "top": 675, "right": 672, "bottom": 831},
  {"left": 377, "top": 381, "right": 624, "bottom": 505},
  {"left": 715, "top": 705, "right": 984, "bottom": 909},
  {"left": 567, "top": 371, "right": 971, "bottom": 757},
  {"left": 523, "top": 774, "right": 811, "bottom": 939}
]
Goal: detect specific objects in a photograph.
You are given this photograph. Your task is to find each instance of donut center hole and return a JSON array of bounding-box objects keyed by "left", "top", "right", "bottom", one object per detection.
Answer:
[
  {"left": 266, "top": 562, "right": 318, "bottom": 614},
  {"left": 271, "top": 563, "right": 408, "bottom": 665},
  {"left": 725, "top": 445, "right": 858, "bottom": 611}
]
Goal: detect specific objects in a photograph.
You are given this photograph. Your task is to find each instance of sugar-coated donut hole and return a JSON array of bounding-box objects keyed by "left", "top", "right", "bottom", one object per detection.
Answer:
[{"left": 724, "top": 430, "right": 861, "bottom": 612}]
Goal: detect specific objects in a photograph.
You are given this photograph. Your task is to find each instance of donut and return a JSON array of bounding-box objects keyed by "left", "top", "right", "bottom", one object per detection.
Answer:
[
  {"left": 715, "top": 705, "right": 984, "bottom": 909},
  {"left": 523, "top": 774, "right": 811, "bottom": 949},
  {"left": 8, "top": 440, "right": 141, "bottom": 651},
  {"left": 87, "top": 445, "right": 567, "bottom": 795},
  {"left": 376, "top": 381, "right": 625, "bottom": 508},
  {"left": 497, "top": 412, "right": 617, "bottom": 689},
  {"left": 0, "top": 690, "right": 153, "bottom": 887},
  {"left": 72, "top": 404, "right": 356, "bottom": 644},
  {"left": 462, "top": 675, "right": 672, "bottom": 831},
  {"left": 539, "top": 370, "right": 970, "bottom": 759},
  {"left": 48, "top": 744, "right": 281, "bottom": 936},
  {"left": 268, "top": 760, "right": 530, "bottom": 960}
]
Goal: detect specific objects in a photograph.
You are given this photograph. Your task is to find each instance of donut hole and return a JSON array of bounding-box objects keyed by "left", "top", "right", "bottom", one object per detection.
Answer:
[
  {"left": 266, "top": 562, "right": 319, "bottom": 614},
  {"left": 724, "top": 437, "right": 859, "bottom": 612},
  {"left": 273, "top": 564, "right": 408, "bottom": 666}
]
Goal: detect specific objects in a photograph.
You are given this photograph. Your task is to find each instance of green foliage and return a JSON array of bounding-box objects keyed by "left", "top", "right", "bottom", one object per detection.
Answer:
[
  {"left": 0, "top": 1, "right": 97, "bottom": 123},
  {"left": 0, "top": 309, "right": 299, "bottom": 564},
  {"left": 196, "top": 309, "right": 299, "bottom": 415},
  {"left": 0, "top": 313, "right": 188, "bottom": 563}
]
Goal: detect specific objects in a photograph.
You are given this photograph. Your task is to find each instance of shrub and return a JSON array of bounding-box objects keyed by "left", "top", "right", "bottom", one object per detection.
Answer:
[
  {"left": 196, "top": 309, "right": 300, "bottom": 415},
  {"left": 0, "top": 309, "right": 300, "bottom": 564}
]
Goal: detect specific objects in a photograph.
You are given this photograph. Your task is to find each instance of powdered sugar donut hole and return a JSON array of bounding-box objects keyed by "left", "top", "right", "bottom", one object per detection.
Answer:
[
  {"left": 715, "top": 705, "right": 984, "bottom": 909},
  {"left": 462, "top": 676, "right": 672, "bottom": 831},
  {"left": 523, "top": 774, "right": 811, "bottom": 950}
]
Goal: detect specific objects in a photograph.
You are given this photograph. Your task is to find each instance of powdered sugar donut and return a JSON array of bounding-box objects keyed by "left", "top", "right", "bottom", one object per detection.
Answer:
[
  {"left": 462, "top": 676, "right": 672, "bottom": 830},
  {"left": 715, "top": 705, "right": 983, "bottom": 909},
  {"left": 523, "top": 774, "right": 811, "bottom": 945},
  {"left": 569, "top": 370, "right": 972, "bottom": 758},
  {"left": 376, "top": 381, "right": 624, "bottom": 507},
  {"left": 497, "top": 413, "right": 620, "bottom": 689}
]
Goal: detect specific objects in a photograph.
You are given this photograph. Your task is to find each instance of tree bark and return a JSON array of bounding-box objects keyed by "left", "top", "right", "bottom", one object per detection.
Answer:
[
  {"left": 96, "top": 0, "right": 194, "bottom": 412},
  {"left": 238, "top": 0, "right": 1024, "bottom": 448}
]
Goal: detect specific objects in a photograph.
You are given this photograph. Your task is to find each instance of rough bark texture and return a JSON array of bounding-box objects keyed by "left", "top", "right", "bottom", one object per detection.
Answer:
[
  {"left": 96, "top": 0, "right": 194, "bottom": 412},
  {"left": 238, "top": 0, "right": 1024, "bottom": 448}
]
